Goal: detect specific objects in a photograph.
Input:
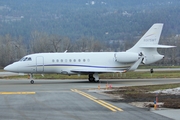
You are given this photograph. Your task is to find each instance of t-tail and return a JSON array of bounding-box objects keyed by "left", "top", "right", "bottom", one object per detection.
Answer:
[{"left": 127, "top": 23, "right": 175, "bottom": 65}]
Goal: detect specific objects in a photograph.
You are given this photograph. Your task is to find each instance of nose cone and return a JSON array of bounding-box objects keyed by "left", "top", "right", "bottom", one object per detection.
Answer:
[
  {"left": 4, "top": 65, "right": 11, "bottom": 71},
  {"left": 4, "top": 64, "right": 16, "bottom": 72}
]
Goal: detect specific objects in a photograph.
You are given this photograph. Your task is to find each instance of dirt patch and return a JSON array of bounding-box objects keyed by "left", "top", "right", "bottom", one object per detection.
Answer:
[{"left": 105, "top": 84, "right": 180, "bottom": 109}]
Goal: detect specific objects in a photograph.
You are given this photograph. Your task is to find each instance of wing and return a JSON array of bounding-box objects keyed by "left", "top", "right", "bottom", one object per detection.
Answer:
[
  {"left": 71, "top": 56, "right": 144, "bottom": 74},
  {"left": 71, "top": 68, "right": 127, "bottom": 74}
]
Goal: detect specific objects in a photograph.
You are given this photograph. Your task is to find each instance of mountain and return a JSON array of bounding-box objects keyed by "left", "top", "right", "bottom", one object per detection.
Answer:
[{"left": 0, "top": 0, "right": 180, "bottom": 42}]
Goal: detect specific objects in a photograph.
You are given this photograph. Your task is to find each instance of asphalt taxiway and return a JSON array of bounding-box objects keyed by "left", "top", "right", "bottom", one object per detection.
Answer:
[{"left": 0, "top": 78, "right": 179, "bottom": 120}]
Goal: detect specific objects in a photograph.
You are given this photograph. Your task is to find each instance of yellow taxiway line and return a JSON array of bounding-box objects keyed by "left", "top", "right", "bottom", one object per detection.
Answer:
[
  {"left": 71, "top": 89, "right": 123, "bottom": 112},
  {"left": 0, "top": 92, "right": 36, "bottom": 95}
]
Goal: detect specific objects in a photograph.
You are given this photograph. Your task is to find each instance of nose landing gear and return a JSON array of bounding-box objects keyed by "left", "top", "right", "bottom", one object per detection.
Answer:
[
  {"left": 30, "top": 80, "right": 34, "bottom": 84},
  {"left": 29, "top": 74, "right": 34, "bottom": 84}
]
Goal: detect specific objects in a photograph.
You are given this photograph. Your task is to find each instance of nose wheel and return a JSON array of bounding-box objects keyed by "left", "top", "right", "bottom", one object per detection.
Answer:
[
  {"left": 29, "top": 74, "right": 34, "bottom": 84},
  {"left": 30, "top": 80, "right": 34, "bottom": 84}
]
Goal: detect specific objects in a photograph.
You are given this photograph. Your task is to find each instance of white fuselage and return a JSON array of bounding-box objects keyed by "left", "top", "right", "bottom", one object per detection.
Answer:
[
  {"left": 4, "top": 52, "right": 133, "bottom": 74},
  {"left": 4, "top": 52, "right": 164, "bottom": 74}
]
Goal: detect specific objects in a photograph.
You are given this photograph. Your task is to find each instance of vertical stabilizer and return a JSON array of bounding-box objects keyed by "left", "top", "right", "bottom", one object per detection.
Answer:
[
  {"left": 126, "top": 23, "right": 174, "bottom": 64},
  {"left": 127, "top": 23, "right": 163, "bottom": 53}
]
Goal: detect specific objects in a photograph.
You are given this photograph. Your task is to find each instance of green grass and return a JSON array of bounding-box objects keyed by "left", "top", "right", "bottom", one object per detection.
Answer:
[
  {"left": 122, "top": 71, "right": 180, "bottom": 79},
  {"left": 139, "top": 65, "right": 180, "bottom": 69},
  {"left": 1, "top": 70, "right": 180, "bottom": 79},
  {"left": 99, "top": 71, "right": 180, "bottom": 79}
]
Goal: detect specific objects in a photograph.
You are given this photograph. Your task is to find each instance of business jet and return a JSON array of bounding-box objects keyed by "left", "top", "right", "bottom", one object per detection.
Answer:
[{"left": 4, "top": 23, "right": 175, "bottom": 84}]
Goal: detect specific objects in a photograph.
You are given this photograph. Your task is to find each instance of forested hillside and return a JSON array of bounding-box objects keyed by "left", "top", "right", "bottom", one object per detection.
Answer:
[
  {"left": 0, "top": 0, "right": 180, "bottom": 40},
  {"left": 0, "top": 0, "right": 179, "bottom": 66}
]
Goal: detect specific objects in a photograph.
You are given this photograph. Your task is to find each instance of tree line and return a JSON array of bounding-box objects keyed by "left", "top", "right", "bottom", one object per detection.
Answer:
[{"left": 0, "top": 32, "right": 105, "bottom": 67}]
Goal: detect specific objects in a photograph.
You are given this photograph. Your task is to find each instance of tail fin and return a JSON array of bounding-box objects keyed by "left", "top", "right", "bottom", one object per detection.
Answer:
[
  {"left": 128, "top": 23, "right": 165, "bottom": 52},
  {"left": 127, "top": 23, "right": 175, "bottom": 64}
]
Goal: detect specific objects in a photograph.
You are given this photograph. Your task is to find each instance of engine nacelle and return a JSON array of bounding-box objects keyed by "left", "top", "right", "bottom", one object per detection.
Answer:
[{"left": 115, "top": 52, "right": 139, "bottom": 63}]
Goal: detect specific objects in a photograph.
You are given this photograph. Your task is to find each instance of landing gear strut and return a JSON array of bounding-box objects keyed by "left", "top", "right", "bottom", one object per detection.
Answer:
[{"left": 29, "top": 74, "right": 34, "bottom": 84}]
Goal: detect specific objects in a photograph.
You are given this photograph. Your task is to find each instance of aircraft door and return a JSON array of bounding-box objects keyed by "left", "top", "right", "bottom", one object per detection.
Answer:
[{"left": 36, "top": 56, "right": 44, "bottom": 72}]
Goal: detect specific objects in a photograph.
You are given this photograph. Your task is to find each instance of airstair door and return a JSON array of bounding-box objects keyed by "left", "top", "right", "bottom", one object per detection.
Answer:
[{"left": 36, "top": 56, "right": 44, "bottom": 72}]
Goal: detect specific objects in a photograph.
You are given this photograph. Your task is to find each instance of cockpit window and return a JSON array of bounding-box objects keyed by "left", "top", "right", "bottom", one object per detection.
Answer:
[
  {"left": 19, "top": 57, "right": 25, "bottom": 61},
  {"left": 19, "top": 57, "right": 32, "bottom": 61},
  {"left": 23, "top": 57, "right": 28, "bottom": 61},
  {"left": 28, "top": 57, "right": 32, "bottom": 61}
]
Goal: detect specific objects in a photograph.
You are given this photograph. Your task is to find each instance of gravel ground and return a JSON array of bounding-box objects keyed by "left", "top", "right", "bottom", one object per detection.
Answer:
[{"left": 105, "top": 86, "right": 180, "bottom": 109}]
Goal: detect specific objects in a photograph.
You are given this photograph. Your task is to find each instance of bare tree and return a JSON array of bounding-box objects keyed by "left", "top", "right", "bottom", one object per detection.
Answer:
[
  {"left": 49, "top": 35, "right": 62, "bottom": 52},
  {"left": 73, "top": 37, "right": 104, "bottom": 52},
  {"left": 0, "top": 34, "right": 26, "bottom": 67},
  {"left": 75, "top": 37, "right": 89, "bottom": 52},
  {"left": 61, "top": 37, "right": 73, "bottom": 52},
  {"left": 30, "top": 31, "right": 52, "bottom": 53}
]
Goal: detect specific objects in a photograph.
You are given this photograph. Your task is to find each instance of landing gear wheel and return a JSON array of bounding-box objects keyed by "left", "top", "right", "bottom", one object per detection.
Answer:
[
  {"left": 89, "top": 78, "right": 95, "bottom": 82},
  {"left": 88, "top": 74, "right": 95, "bottom": 82},
  {"left": 95, "top": 80, "right": 99, "bottom": 83},
  {"left": 30, "top": 80, "right": 34, "bottom": 84}
]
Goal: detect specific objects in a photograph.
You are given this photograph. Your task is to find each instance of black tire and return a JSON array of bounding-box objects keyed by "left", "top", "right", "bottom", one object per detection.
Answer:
[
  {"left": 88, "top": 74, "right": 95, "bottom": 82},
  {"left": 88, "top": 77, "right": 94, "bottom": 82},
  {"left": 95, "top": 80, "right": 99, "bottom": 83},
  {"left": 30, "top": 80, "right": 34, "bottom": 84}
]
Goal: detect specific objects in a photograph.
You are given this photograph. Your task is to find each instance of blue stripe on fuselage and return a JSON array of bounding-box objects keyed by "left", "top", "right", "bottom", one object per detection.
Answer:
[{"left": 30, "top": 64, "right": 126, "bottom": 69}]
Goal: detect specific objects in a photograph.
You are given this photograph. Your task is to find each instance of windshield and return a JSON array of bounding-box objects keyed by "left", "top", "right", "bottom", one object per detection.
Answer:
[{"left": 19, "top": 57, "right": 32, "bottom": 61}]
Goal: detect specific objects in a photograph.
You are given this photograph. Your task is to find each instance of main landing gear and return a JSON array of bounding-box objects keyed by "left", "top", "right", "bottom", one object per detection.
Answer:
[
  {"left": 88, "top": 73, "right": 99, "bottom": 83},
  {"left": 29, "top": 74, "right": 34, "bottom": 84}
]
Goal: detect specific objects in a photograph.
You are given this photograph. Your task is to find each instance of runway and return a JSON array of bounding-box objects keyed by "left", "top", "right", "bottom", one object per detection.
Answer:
[{"left": 0, "top": 78, "right": 179, "bottom": 120}]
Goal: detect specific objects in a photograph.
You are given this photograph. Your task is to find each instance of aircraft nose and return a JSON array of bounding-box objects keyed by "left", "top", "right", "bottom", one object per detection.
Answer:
[
  {"left": 4, "top": 64, "right": 14, "bottom": 72},
  {"left": 4, "top": 65, "right": 10, "bottom": 71}
]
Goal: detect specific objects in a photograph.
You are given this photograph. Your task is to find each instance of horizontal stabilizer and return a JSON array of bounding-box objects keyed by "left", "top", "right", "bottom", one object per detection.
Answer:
[{"left": 140, "top": 45, "right": 176, "bottom": 48}]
